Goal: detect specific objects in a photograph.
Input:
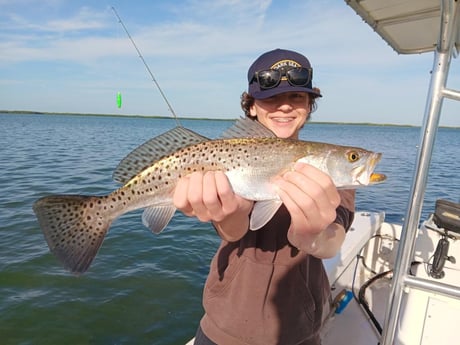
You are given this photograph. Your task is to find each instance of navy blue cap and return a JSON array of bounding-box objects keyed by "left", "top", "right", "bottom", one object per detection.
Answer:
[{"left": 247, "top": 48, "right": 322, "bottom": 99}]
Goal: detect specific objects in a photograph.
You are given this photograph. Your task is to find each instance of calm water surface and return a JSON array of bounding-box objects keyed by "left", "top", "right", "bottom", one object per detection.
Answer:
[{"left": 1, "top": 113, "right": 459, "bottom": 345}]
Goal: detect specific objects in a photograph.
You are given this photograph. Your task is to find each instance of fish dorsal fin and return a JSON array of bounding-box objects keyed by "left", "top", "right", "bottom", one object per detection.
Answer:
[
  {"left": 221, "top": 117, "right": 276, "bottom": 139},
  {"left": 113, "top": 126, "right": 209, "bottom": 184}
]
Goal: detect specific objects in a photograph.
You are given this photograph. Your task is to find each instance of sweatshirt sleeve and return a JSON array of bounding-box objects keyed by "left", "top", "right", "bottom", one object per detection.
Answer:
[{"left": 334, "top": 189, "right": 356, "bottom": 232}]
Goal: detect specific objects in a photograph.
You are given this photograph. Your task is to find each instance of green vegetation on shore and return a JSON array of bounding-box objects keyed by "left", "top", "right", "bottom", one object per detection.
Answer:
[
  {"left": 2, "top": 109, "right": 458, "bottom": 129},
  {"left": 0, "top": 109, "right": 233, "bottom": 122}
]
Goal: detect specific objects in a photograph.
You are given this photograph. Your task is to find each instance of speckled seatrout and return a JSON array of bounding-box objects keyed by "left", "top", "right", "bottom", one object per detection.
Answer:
[{"left": 33, "top": 118, "right": 386, "bottom": 274}]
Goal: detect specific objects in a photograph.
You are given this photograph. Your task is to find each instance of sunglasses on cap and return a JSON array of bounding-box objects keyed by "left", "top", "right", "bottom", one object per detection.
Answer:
[{"left": 250, "top": 67, "right": 312, "bottom": 90}]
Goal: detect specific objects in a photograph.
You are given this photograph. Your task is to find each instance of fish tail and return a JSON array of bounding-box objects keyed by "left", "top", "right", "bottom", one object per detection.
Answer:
[{"left": 33, "top": 195, "right": 113, "bottom": 274}]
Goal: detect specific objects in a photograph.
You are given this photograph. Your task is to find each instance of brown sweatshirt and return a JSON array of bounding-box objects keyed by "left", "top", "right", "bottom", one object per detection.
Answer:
[{"left": 200, "top": 190, "right": 355, "bottom": 345}]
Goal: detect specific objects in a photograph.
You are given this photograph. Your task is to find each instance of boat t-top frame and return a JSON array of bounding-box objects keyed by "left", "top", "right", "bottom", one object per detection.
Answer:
[{"left": 345, "top": 0, "right": 460, "bottom": 344}]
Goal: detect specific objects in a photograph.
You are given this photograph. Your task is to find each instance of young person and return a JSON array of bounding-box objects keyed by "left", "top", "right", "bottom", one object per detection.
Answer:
[{"left": 174, "top": 49, "right": 355, "bottom": 345}]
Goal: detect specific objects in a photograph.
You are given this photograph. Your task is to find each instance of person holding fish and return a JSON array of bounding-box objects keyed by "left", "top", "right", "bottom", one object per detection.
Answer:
[
  {"left": 174, "top": 49, "right": 356, "bottom": 345},
  {"left": 34, "top": 48, "right": 381, "bottom": 344}
]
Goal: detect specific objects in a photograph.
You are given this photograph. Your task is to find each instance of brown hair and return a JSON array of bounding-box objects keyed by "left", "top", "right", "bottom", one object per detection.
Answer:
[{"left": 240, "top": 89, "right": 321, "bottom": 118}]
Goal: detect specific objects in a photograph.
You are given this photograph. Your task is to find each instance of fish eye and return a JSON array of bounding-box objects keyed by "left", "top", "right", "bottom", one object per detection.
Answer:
[{"left": 347, "top": 151, "right": 360, "bottom": 162}]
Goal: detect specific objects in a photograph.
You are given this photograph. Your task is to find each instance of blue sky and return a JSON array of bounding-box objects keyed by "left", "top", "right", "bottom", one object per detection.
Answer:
[{"left": 1, "top": 0, "right": 459, "bottom": 126}]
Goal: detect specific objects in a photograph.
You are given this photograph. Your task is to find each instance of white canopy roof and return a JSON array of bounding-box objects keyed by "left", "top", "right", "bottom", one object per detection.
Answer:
[{"left": 346, "top": 0, "right": 460, "bottom": 55}]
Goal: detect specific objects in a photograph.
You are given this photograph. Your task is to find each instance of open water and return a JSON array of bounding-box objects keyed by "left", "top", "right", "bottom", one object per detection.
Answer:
[{"left": 1, "top": 113, "right": 459, "bottom": 345}]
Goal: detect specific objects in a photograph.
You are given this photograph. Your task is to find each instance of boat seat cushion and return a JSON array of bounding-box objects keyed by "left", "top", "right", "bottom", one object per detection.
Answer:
[{"left": 433, "top": 199, "right": 460, "bottom": 234}]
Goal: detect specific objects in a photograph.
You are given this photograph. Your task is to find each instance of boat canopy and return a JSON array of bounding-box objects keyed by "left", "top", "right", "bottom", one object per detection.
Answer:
[{"left": 346, "top": 0, "right": 460, "bottom": 56}]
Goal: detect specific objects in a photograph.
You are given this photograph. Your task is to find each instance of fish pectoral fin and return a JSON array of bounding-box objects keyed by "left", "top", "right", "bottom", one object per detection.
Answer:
[
  {"left": 249, "top": 200, "right": 283, "bottom": 230},
  {"left": 142, "top": 205, "right": 177, "bottom": 234}
]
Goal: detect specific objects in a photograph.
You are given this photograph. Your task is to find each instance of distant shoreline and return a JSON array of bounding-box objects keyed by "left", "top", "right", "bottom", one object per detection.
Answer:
[
  {"left": 1, "top": 110, "right": 458, "bottom": 129},
  {"left": 0, "top": 109, "right": 232, "bottom": 122}
]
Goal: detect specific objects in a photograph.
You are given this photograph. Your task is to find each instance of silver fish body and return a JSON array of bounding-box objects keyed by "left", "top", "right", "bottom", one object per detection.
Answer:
[{"left": 33, "top": 118, "right": 385, "bottom": 273}]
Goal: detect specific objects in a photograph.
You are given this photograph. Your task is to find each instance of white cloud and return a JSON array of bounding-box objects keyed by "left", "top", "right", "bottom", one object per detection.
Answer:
[
  {"left": 172, "top": 0, "right": 271, "bottom": 26},
  {"left": 43, "top": 7, "right": 109, "bottom": 32}
]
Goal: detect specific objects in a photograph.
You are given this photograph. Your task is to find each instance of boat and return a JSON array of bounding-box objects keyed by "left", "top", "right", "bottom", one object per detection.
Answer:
[
  {"left": 323, "top": 1, "right": 460, "bottom": 344},
  {"left": 187, "top": 1, "right": 460, "bottom": 344}
]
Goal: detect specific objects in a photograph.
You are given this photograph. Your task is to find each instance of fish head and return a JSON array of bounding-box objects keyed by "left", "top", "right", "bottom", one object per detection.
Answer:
[{"left": 324, "top": 147, "right": 386, "bottom": 189}]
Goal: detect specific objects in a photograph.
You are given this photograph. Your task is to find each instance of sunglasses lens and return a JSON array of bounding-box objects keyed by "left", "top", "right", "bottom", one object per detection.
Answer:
[
  {"left": 252, "top": 68, "right": 311, "bottom": 90},
  {"left": 257, "top": 70, "right": 281, "bottom": 89},
  {"left": 287, "top": 68, "right": 311, "bottom": 86}
]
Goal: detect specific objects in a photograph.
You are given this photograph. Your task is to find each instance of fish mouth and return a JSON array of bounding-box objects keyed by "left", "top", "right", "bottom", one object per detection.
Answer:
[
  {"left": 356, "top": 152, "right": 386, "bottom": 186},
  {"left": 370, "top": 172, "right": 387, "bottom": 184},
  {"left": 368, "top": 152, "right": 386, "bottom": 184}
]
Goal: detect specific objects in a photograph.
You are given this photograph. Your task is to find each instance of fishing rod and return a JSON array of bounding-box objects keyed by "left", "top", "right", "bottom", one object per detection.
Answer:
[{"left": 111, "top": 6, "right": 180, "bottom": 126}]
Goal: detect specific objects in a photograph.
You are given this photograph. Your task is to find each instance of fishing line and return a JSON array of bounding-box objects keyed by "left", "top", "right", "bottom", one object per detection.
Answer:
[{"left": 111, "top": 6, "right": 180, "bottom": 126}]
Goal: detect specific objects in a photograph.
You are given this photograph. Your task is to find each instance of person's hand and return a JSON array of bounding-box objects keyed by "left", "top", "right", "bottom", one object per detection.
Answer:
[
  {"left": 173, "top": 171, "right": 253, "bottom": 241},
  {"left": 273, "top": 162, "right": 343, "bottom": 256}
]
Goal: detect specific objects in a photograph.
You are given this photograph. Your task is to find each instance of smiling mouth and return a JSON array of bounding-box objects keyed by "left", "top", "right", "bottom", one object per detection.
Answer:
[{"left": 271, "top": 117, "right": 294, "bottom": 123}]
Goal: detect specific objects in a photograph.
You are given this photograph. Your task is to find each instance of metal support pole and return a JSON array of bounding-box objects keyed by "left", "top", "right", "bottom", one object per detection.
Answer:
[{"left": 405, "top": 276, "right": 460, "bottom": 299}]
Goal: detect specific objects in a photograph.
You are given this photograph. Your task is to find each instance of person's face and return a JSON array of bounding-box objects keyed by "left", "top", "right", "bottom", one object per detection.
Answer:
[{"left": 250, "top": 92, "right": 311, "bottom": 139}]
